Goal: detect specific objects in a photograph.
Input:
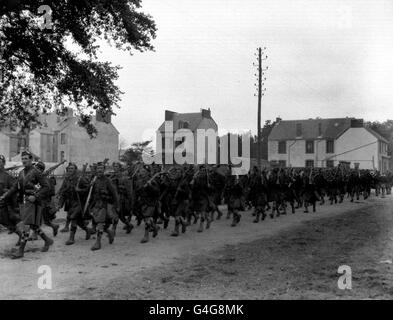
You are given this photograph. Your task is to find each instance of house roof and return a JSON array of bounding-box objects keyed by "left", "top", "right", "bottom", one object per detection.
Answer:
[
  {"left": 158, "top": 111, "right": 214, "bottom": 132},
  {"left": 365, "top": 127, "right": 389, "bottom": 143},
  {"left": 269, "top": 118, "right": 353, "bottom": 140}
]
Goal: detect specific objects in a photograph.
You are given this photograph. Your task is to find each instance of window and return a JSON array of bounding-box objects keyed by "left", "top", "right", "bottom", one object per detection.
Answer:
[
  {"left": 278, "top": 160, "right": 286, "bottom": 167},
  {"left": 326, "top": 160, "right": 334, "bottom": 168},
  {"left": 296, "top": 123, "right": 302, "bottom": 137},
  {"left": 306, "top": 140, "right": 314, "bottom": 154},
  {"left": 326, "top": 140, "right": 334, "bottom": 154},
  {"left": 60, "top": 151, "right": 65, "bottom": 162},
  {"left": 278, "top": 141, "right": 287, "bottom": 154},
  {"left": 305, "top": 160, "right": 314, "bottom": 168},
  {"left": 60, "top": 133, "right": 67, "bottom": 145}
]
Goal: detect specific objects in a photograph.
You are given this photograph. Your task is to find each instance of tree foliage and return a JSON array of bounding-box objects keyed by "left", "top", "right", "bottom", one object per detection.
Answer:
[
  {"left": 121, "top": 140, "right": 153, "bottom": 164},
  {"left": 0, "top": 0, "right": 156, "bottom": 135}
]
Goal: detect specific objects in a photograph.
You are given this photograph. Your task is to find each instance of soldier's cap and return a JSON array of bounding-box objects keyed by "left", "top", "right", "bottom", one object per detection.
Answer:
[
  {"left": 35, "top": 161, "right": 45, "bottom": 171},
  {"left": 0, "top": 155, "right": 5, "bottom": 163},
  {"left": 21, "top": 150, "right": 33, "bottom": 158}
]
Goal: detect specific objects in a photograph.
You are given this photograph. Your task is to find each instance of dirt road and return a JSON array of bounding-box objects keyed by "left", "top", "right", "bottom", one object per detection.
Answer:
[{"left": 1, "top": 196, "right": 392, "bottom": 299}]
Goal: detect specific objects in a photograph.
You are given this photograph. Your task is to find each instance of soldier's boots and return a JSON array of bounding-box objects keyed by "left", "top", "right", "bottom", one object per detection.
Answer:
[
  {"left": 84, "top": 227, "right": 94, "bottom": 240},
  {"left": 216, "top": 209, "right": 223, "bottom": 220},
  {"left": 141, "top": 226, "right": 150, "bottom": 243},
  {"left": 15, "top": 230, "right": 22, "bottom": 246},
  {"left": 12, "top": 240, "right": 26, "bottom": 259},
  {"left": 231, "top": 213, "right": 240, "bottom": 227},
  {"left": 111, "top": 223, "right": 118, "bottom": 237},
  {"left": 152, "top": 224, "right": 160, "bottom": 238},
  {"left": 125, "top": 223, "right": 134, "bottom": 234},
  {"left": 91, "top": 231, "right": 102, "bottom": 251},
  {"left": 52, "top": 224, "right": 60, "bottom": 237},
  {"left": 39, "top": 231, "right": 54, "bottom": 252},
  {"left": 60, "top": 220, "right": 71, "bottom": 233},
  {"left": 206, "top": 216, "right": 211, "bottom": 230},
  {"left": 107, "top": 229, "right": 115, "bottom": 244},
  {"left": 163, "top": 216, "right": 170, "bottom": 230},
  {"left": 171, "top": 221, "right": 180, "bottom": 237},
  {"left": 65, "top": 229, "right": 76, "bottom": 245},
  {"left": 253, "top": 211, "right": 260, "bottom": 223}
]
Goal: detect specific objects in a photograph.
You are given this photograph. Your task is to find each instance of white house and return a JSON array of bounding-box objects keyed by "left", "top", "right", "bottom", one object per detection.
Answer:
[
  {"left": 268, "top": 117, "right": 390, "bottom": 172},
  {"left": 0, "top": 108, "right": 119, "bottom": 168}
]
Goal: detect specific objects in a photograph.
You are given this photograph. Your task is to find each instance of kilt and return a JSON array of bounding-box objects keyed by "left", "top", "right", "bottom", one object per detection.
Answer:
[
  {"left": 19, "top": 202, "right": 42, "bottom": 227},
  {"left": 42, "top": 201, "right": 57, "bottom": 223},
  {"left": 141, "top": 204, "right": 157, "bottom": 218},
  {"left": 0, "top": 205, "right": 19, "bottom": 227},
  {"left": 191, "top": 197, "right": 209, "bottom": 214},
  {"left": 174, "top": 200, "right": 190, "bottom": 218}
]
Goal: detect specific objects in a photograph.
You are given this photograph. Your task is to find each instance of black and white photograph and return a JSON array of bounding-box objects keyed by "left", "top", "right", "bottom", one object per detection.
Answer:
[{"left": 1, "top": 0, "right": 393, "bottom": 304}]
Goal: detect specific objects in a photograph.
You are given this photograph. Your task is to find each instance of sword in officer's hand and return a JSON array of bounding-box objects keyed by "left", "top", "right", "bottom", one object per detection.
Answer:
[{"left": 83, "top": 176, "right": 97, "bottom": 216}]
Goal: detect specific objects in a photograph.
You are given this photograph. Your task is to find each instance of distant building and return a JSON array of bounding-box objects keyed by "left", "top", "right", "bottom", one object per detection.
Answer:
[
  {"left": 268, "top": 117, "right": 390, "bottom": 172},
  {"left": 0, "top": 108, "right": 119, "bottom": 167},
  {"left": 157, "top": 108, "right": 218, "bottom": 165}
]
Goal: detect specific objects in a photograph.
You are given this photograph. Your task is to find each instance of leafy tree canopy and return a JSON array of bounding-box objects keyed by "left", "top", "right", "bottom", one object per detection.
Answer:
[
  {"left": 0, "top": 0, "right": 156, "bottom": 136},
  {"left": 121, "top": 140, "right": 153, "bottom": 164}
]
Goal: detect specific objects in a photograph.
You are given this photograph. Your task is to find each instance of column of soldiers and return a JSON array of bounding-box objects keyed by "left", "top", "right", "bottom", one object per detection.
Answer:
[{"left": 1, "top": 152, "right": 393, "bottom": 259}]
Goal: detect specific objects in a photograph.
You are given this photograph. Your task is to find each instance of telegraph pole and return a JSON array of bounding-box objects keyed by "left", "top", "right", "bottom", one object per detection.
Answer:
[{"left": 254, "top": 47, "right": 268, "bottom": 169}]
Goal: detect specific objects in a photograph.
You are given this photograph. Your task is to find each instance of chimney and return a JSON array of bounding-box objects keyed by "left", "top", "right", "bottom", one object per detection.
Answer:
[
  {"left": 96, "top": 110, "right": 112, "bottom": 123},
  {"left": 165, "top": 110, "right": 177, "bottom": 121},
  {"left": 350, "top": 118, "right": 364, "bottom": 128},
  {"left": 201, "top": 108, "right": 211, "bottom": 119}
]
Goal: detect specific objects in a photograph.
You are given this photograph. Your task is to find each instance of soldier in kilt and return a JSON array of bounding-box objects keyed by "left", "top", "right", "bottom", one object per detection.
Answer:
[
  {"left": 190, "top": 165, "right": 212, "bottom": 233},
  {"left": 35, "top": 162, "right": 60, "bottom": 237},
  {"left": 135, "top": 167, "right": 161, "bottom": 243},
  {"left": 57, "top": 163, "right": 94, "bottom": 245},
  {"left": 224, "top": 175, "right": 243, "bottom": 227},
  {"left": 0, "top": 151, "right": 53, "bottom": 259},
  {"left": 249, "top": 167, "right": 268, "bottom": 223},
  {"left": 170, "top": 167, "right": 191, "bottom": 237},
  {"left": 110, "top": 162, "right": 134, "bottom": 235},
  {"left": 0, "top": 155, "right": 21, "bottom": 245},
  {"left": 88, "top": 162, "right": 119, "bottom": 251}
]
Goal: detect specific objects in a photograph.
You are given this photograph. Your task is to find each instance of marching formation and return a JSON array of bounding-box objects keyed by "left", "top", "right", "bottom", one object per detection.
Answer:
[{"left": 0, "top": 151, "right": 392, "bottom": 259}]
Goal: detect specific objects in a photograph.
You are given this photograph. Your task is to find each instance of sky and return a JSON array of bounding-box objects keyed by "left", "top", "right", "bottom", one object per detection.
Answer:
[{"left": 94, "top": 0, "right": 393, "bottom": 146}]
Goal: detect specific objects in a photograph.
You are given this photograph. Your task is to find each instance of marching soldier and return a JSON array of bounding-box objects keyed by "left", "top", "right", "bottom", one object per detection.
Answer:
[
  {"left": 0, "top": 151, "right": 53, "bottom": 259},
  {"left": 0, "top": 155, "right": 21, "bottom": 245},
  {"left": 110, "top": 162, "right": 134, "bottom": 235},
  {"left": 87, "top": 162, "right": 119, "bottom": 251},
  {"left": 35, "top": 161, "right": 60, "bottom": 237},
  {"left": 135, "top": 166, "right": 161, "bottom": 243},
  {"left": 57, "top": 163, "right": 94, "bottom": 245}
]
